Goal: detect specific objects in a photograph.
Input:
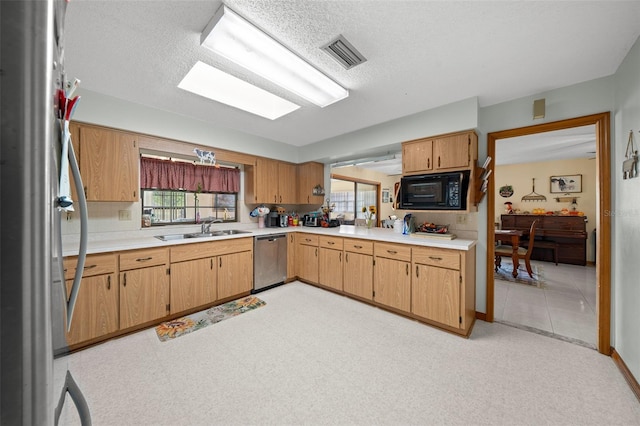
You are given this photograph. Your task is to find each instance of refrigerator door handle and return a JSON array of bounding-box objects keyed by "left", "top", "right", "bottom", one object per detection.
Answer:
[
  {"left": 65, "top": 138, "right": 88, "bottom": 331},
  {"left": 54, "top": 371, "right": 91, "bottom": 426}
]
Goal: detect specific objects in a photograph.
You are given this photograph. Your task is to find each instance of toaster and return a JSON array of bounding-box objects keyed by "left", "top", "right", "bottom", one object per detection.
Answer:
[{"left": 303, "top": 215, "right": 320, "bottom": 227}]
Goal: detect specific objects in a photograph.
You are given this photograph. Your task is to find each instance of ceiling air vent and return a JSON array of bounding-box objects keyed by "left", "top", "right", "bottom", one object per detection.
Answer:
[{"left": 321, "top": 35, "right": 366, "bottom": 70}]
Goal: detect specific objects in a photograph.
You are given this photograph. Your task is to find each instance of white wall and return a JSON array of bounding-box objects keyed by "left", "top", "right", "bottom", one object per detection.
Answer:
[{"left": 613, "top": 35, "right": 640, "bottom": 381}]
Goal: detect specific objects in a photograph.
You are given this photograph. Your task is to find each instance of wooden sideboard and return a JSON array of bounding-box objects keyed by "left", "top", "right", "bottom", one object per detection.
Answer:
[{"left": 500, "top": 214, "right": 588, "bottom": 266}]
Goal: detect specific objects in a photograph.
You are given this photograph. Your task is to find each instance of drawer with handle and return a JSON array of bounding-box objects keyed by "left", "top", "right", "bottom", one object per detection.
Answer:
[
  {"left": 344, "top": 239, "right": 373, "bottom": 255},
  {"left": 319, "top": 236, "right": 343, "bottom": 250},
  {"left": 296, "top": 233, "right": 319, "bottom": 246},
  {"left": 412, "top": 246, "right": 460, "bottom": 270},
  {"left": 63, "top": 253, "right": 117, "bottom": 280},
  {"left": 374, "top": 242, "right": 411, "bottom": 262},
  {"left": 119, "top": 247, "right": 169, "bottom": 271}
]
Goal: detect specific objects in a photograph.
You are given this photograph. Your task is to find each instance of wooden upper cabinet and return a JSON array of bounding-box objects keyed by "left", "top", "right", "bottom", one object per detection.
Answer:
[
  {"left": 79, "top": 125, "right": 139, "bottom": 202},
  {"left": 246, "top": 158, "right": 299, "bottom": 205},
  {"left": 256, "top": 158, "right": 279, "bottom": 204},
  {"left": 401, "top": 131, "right": 477, "bottom": 175},
  {"left": 402, "top": 139, "right": 433, "bottom": 174},
  {"left": 297, "top": 162, "right": 325, "bottom": 204},
  {"left": 278, "top": 162, "right": 298, "bottom": 204},
  {"left": 433, "top": 133, "right": 471, "bottom": 170}
]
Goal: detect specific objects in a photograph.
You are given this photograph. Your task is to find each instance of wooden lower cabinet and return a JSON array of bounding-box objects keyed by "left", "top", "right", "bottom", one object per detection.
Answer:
[
  {"left": 65, "top": 273, "right": 118, "bottom": 346},
  {"left": 119, "top": 248, "right": 170, "bottom": 329},
  {"left": 318, "top": 247, "right": 343, "bottom": 291},
  {"left": 412, "top": 264, "right": 460, "bottom": 328},
  {"left": 296, "top": 233, "right": 319, "bottom": 283},
  {"left": 170, "top": 257, "right": 217, "bottom": 314},
  {"left": 217, "top": 251, "right": 253, "bottom": 300},
  {"left": 343, "top": 239, "right": 374, "bottom": 300},
  {"left": 411, "top": 246, "right": 475, "bottom": 333},
  {"left": 119, "top": 265, "right": 170, "bottom": 329},
  {"left": 373, "top": 256, "right": 411, "bottom": 312},
  {"left": 373, "top": 242, "right": 412, "bottom": 312},
  {"left": 287, "top": 233, "right": 296, "bottom": 280},
  {"left": 63, "top": 253, "right": 118, "bottom": 346}
]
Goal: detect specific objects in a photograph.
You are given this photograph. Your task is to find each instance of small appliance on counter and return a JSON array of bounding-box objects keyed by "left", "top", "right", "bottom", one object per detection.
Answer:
[
  {"left": 266, "top": 212, "right": 289, "bottom": 227},
  {"left": 303, "top": 214, "right": 320, "bottom": 227}
]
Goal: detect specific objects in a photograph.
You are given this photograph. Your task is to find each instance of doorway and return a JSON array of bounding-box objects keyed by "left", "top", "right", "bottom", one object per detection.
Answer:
[{"left": 485, "top": 112, "right": 611, "bottom": 355}]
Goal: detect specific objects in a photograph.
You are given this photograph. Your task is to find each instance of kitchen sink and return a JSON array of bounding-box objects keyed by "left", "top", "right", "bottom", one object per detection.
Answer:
[
  {"left": 155, "top": 229, "right": 251, "bottom": 241},
  {"left": 220, "top": 229, "right": 252, "bottom": 235}
]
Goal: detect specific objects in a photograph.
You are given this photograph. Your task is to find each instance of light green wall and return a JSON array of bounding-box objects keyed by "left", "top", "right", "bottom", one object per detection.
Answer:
[
  {"left": 613, "top": 35, "right": 640, "bottom": 380},
  {"left": 72, "top": 88, "right": 299, "bottom": 163},
  {"left": 300, "top": 97, "right": 479, "bottom": 164}
]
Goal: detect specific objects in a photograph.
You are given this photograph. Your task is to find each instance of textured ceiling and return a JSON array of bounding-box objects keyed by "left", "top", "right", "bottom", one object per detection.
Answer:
[{"left": 65, "top": 1, "right": 640, "bottom": 149}]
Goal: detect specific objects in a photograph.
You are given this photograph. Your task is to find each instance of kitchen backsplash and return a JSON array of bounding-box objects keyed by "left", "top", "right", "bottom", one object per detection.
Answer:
[{"left": 409, "top": 211, "right": 478, "bottom": 240}]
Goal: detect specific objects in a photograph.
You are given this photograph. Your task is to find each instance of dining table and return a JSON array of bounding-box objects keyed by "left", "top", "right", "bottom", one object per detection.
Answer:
[{"left": 495, "top": 229, "right": 524, "bottom": 278}]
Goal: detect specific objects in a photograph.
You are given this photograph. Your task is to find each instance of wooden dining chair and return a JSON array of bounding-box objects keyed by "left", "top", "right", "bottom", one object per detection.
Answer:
[{"left": 494, "top": 219, "right": 538, "bottom": 278}]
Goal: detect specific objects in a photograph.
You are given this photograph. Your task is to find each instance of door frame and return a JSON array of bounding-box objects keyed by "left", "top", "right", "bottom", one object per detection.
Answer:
[{"left": 485, "top": 112, "right": 611, "bottom": 355}]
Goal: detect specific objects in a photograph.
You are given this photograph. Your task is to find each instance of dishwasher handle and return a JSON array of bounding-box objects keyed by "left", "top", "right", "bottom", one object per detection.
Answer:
[{"left": 256, "top": 234, "right": 286, "bottom": 242}]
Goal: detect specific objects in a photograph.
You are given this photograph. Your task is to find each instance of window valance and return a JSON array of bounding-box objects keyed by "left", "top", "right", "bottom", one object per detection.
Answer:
[{"left": 140, "top": 157, "right": 240, "bottom": 193}]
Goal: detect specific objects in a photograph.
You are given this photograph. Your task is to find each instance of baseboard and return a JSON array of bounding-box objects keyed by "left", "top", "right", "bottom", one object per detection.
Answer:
[
  {"left": 611, "top": 347, "right": 640, "bottom": 403},
  {"left": 475, "top": 311, "right": 487, "bottom": 321}
]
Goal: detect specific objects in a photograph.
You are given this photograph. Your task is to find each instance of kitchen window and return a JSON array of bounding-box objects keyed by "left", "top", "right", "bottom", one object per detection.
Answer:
[
  {"left": 141, "top": 190, "right": 236, "bottom": 225},
  {"left": 140, "top": 155, "right": 239, "bottom": 225},
  {"left": 330, "top": 176, "right": 379, "bottom": 224}
]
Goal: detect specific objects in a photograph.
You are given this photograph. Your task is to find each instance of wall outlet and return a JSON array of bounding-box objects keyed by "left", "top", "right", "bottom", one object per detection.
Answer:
[
  {"left": 118, "top": 210, "right": 131, "bottom": 221},
  {"left": 456, "top": 214, "right": 467, "bottom": 225}
]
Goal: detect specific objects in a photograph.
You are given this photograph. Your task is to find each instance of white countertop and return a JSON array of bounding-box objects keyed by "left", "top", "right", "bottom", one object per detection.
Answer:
[{"left": 62, "top": 224, "right": 476, "bottom": 257}]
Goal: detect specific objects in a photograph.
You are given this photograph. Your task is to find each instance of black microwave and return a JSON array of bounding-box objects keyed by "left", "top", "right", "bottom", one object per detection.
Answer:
[{"left": 399, "top": 171, "right": 470, "bottom": 210}]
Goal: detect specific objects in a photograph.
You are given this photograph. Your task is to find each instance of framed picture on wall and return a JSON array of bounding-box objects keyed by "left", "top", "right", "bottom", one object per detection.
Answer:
[
  {"left": 550, "top": 174, "right": 582, "bottom": 193},
  {"left": 382, "top": 188, "right": 390, "bottom": 203}
]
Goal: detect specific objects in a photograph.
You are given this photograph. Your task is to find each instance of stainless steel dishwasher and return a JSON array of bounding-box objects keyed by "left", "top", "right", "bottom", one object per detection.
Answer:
[{"left": 253, "top": 234, "right": 287, "bottom": 292}]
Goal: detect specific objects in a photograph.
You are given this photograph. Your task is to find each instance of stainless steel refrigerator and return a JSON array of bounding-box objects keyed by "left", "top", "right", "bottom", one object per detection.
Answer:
[{"left": 1, "top": 0, "right": 90, "bottom": 424}]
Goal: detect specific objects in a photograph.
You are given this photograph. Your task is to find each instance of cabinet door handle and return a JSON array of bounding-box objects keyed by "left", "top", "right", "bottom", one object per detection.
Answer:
[
  {"left": 210, "top": 258, "right": 213, "bottom": 270},
  {"left": 428, "top": 256, "right": 443, "bottom": 261},
  {"left": 339, "top": 252, "right": 342, "bottom": 262},
  {"left": 345, "top": 253, "right": 349, "bottom": 263},
  {"left": 279, "top": 195, "right": 282, "bottom": 203},
  {"left": 387, "top": 250, "right": 397, "bottom": 255},
  {"left": 84, "top": 264, "right": 97, "bottom": 270},
  {"left": 107, "top": 275, "right": 111, "bottom": 290},
  {"left": 406, "top": 264, "right": 409, "bottom": 275},
  {"left": 305, "top": 238, "right": 312, "bottom": 242},
  {"left": 328, "top": 241, "right": 335, "bottom": 245},
  {"left": 123, "top": 273, "right": 127, "bottom": 287},
  {"left": 438, "top": 156, "right": 441, "bottom": 167},
  {"left": 274, "top": 195, "right": 277, "bottom": 203},
  {"left": 219, "top": 258, "right": 222, "bottom": 268},
  {"left": 136, "top": 257, "right": 152, "bottom": 262},
  {"left": 315, "top": 248, "right": 318, "bottom": 257},
  {"left": 416, "top": 266, "right": 419, "bottom": 277},
  {"left": 427, "top": 158, "right": 430, "bottom": 169},
  {"left": 354, "top": 245, "right": 363, "bottom": 249}
]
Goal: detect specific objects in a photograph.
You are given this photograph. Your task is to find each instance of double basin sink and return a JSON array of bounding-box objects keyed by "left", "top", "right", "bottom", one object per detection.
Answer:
[{"left": 155, "top": 229, "right": 252, "bottom": 241}]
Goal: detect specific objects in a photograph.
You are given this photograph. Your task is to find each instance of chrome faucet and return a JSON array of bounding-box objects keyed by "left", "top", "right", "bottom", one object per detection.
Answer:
[{"left": 201, "top": 218, "right": 223, "bottom": 233}]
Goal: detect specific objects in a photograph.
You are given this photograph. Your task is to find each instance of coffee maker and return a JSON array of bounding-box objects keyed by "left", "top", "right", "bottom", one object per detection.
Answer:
[{"left": 266, "top": 212, "right": 288, "bottom": 227}]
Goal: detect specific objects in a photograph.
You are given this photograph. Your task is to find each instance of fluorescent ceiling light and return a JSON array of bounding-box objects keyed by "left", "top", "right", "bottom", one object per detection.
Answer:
[
  {"left": 201, "top": 5, "right": 348, "bottom": 107},
  {"left": 178, "top": 61, "right": 300, "bottom": 120}
]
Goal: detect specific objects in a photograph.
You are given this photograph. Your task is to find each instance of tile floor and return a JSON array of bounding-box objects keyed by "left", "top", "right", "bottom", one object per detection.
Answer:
[{"left": 494, "top": 259, "right": 597, "bottom": 347}]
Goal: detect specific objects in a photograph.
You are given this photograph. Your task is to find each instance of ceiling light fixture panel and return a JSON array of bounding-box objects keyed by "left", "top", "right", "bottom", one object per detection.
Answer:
[
  {"left": 201, "top": 5, "right": 348, "bottom": 107},
  {"left": 178, "top": 61, "right": 300, "bottom": 120}
]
